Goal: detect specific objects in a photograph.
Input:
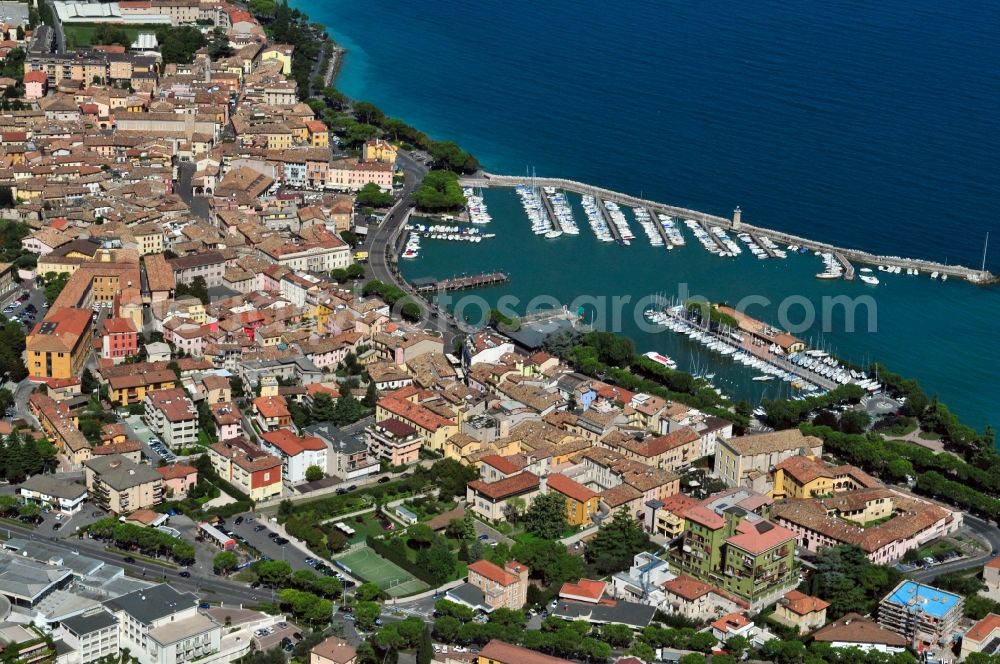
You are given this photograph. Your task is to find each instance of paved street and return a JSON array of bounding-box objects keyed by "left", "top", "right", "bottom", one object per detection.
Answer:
[
  {"left": 2, "top": 518, "right": 265, "bottom": 605},
  {"left": 909, "top": 515, "right": 1000, "bottom": 582}
]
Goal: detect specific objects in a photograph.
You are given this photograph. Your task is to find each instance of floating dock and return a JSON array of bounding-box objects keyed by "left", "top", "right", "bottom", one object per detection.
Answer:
[
  {"left": 459, "top": 174, "right": 997, "bottom": 285},
  {"left": 700, "top": 220, "right": 730, "bottom": 254},
  {"left": 412, "top": 271, "right": 510, "bottom": 294},
  {"left": 647, "top": 207, "right": 673, "bottom": 250},
  {"left": 539, "top": 190, "right": 563, "bottom": 233},
  {"left": 750, "top": 232, "right": 779, "bottom": 258},
  {"left": 834, "top": 253, "right": 855, "bottom": 280},
  {"left": 596, "top": 198, "right": 623, "bottom": 242}
]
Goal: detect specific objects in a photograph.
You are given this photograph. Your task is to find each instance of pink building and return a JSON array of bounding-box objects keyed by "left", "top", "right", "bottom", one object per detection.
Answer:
[
  {"left": 24, "top": 71, "right": 47, "bottom": 100},
  {"left": 211, "top": 401, "right": 242, "bottom": 441},
  {"left": 157, "top": 463, "right": 198, "bottom": 499},
  {"left": 101, "top": 317, "right": 139, "bottom": 363}
]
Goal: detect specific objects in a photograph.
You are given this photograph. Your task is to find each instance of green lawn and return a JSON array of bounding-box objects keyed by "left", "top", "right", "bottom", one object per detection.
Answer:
[
  {"left": 335, "top": 546, "right": 428, "bottom": 597},
  {"left": 63, "top": 23, "right": 163, "bottom": 48},
  {"left": 336, "top": 513, "right": 391, "bottom": 544}
]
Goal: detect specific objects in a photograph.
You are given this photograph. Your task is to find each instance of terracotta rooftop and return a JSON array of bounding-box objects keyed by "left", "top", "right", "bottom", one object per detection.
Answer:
[
  {"left": 546, "top": 473, "right": 598, "bottom": 504},
  {"left": 782, "top": 590, "right": 830, "bottom": 616},
  {"left": 467, "top": 472, "right": 540, "bottom": 501}
]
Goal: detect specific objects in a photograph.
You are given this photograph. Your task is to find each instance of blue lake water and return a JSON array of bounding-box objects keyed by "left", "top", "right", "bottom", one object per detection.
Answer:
[{"left": 301, "top": 0, "right": 1000, "bottom": 429}]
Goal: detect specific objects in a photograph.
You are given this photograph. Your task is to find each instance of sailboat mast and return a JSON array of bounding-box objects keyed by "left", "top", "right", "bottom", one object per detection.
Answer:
[{"left": 982, "top": 231, "right": 990, "bottom": 273}]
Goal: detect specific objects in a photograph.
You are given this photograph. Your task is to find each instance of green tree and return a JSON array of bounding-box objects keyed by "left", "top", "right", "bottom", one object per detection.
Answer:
[
  {"left": 524, "top": 492, "right": 568, "bottom": 540},
  {"left": 354, "top": 582, "right": 386, "bottom": 602},
  {"left": 839, "top": 410, "right": 872, "bottom": 434},
  {"left": 213, "top": 550, "right": 239, "bottom": 574},
  {"left": 628, "top": 642, "right": 656, "bottom": 663},
  {"left": 413, "top": 171, "right": 467, "bottom": 211},
  {"left": 354, "top": 601, "right": 381, "bottom": 630},
  {"left": 585, "top": 509, "right": 651, "bottom": 575},
  {"left": 356, "top": 183, "right": 393, "bottom": 208},
  {"left": 600, "top": 623, "right": 633, "bottom": 648},
  {"left": 812, "top": 544, "right": 902, "bottom": 618},
  {"left": 42, "top": 271, "right": 70, "bottom": 305},
  {"left": 305, "top": 465, "right": 325, "bottom": 482},
  {"left": 417, "top": 626, "right": 433, "bottom": 664},
  {"left": 417, "top": 539, "right": 457, "bottom": 585}
]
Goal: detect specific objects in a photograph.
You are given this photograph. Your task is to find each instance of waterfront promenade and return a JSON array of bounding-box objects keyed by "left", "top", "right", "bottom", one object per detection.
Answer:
[{"left": 460, "top": 174, "right": 997, "bottom": 285}]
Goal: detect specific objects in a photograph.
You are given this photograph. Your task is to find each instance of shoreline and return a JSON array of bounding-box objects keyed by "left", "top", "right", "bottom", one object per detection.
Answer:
[{"left": 459, "top": 173, "right": 997, "bottom": 286}]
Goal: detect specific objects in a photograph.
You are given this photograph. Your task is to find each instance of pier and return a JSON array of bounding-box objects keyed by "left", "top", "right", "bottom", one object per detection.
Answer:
[
  {"left": 647, "top": 207, "right": 673, "bottom": 250},
  {"left": 540, "top": 190, "right": 563, "bottom": 233},
  {"left": 597, "top": 198, "right": 623, "bottom": 242},
  {"left": 412, "top": 271, "right": 510, "bottom": 294},
  {"left": 459, "top": 173, "right": 997, "bottom": 285},
  {"left": 750, "top": 232, "right": 779, "bottom": 259},
  {"left": 700, "top": 220, "right": 730, "bottom": 254},
  {"left": 834, "top": 253, "right": 855, "bottom": 280}
]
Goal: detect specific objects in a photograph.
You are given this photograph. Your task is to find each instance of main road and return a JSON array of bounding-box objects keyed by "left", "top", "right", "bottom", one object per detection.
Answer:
[
  {"left": 0, "top": 519, "right": 267, "bottom": 606},
  {"left": 365, "top": 153, "right": 468, "bottom": 349},
  {"left": 908, "top": 514, "right": 1000, "bottom": 582}
]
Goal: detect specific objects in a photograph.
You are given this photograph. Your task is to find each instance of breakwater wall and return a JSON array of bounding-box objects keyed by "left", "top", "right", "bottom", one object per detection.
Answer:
[{"left": 460, "top": 174, "right": 996, "bottom": 285}]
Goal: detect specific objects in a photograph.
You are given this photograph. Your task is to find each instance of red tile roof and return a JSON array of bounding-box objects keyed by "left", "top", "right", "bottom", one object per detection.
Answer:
[
  {"left": 480, "top": 454, "right": 522, "bottom": 475},
  {"left": 782, "top": 590, "right": 829, "bottom": 616},
  {"left": 546, "top": 473, "right": 598, "bottom": 504},
  {"left": 479, "top": 640, "right": 572, "bottom": 664},
  {"left": 966, "top": 613, "right": 1000, "bottom": 644},
  {"left": 726, "top": 518, "right": 796, "bottom": 555},
  {"left": 559, "top": 579, "right": 606, "bottom": 602},
  {"left": 157, "top": 463, "right": 197, "bottom": 481},
  {"left": 261, "top": 428, "right": 325, "bottom": 456},
  {"left": 467, "top": 472, "right": 540, "bottom": 501},
  {"left": 467, "top": 559, "right": 519, "bottom": 586},
  {"left": 711, "top": 612, "right": 751, "bottom": 633}
]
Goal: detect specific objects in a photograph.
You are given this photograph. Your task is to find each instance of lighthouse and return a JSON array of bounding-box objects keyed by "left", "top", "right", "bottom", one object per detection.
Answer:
[{"left": 733, "top": 206, "right": 742, "bottom": 229}]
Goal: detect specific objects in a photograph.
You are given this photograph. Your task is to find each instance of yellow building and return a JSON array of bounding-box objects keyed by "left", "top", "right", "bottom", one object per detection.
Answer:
[
  {"left": 261, "top": 45, "right": 294, "bottom": 75},
  {"left": 362, "top": 139, "right": 397, "bottom": 165},
  {"left": 25, "top": 308, "right": 91, "bottom": 381},
  {"left": 306, "top": 120, "right": 329, "bottom": 147},
  {"left": 545, "top": 473, "right": 600, "bottom": 526},
  {"left": 106, "top": 368, "right": 177, "bottom": 406},
  {"left": 131, "top": 224, "right": 164, "bottom": 255},
  {"left": 771, "top": 455, "right": 880, "bottom": 500},
  {"left": 647, "top": 493, "right": 701, "bottom": 539},
  {"left": 375, "top": 388, "right": 458, "bottom": 451}
]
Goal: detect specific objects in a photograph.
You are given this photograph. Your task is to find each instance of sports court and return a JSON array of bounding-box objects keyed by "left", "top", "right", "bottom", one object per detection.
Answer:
[{"left": 335, "top": 546, "right": 429, "bottom": 597}]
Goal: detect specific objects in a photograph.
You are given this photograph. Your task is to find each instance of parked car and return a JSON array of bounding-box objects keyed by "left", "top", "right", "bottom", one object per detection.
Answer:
[
  {"left": 52, "top": 523, "right": 63, "bottom": 531},
  {"left": 378, "top": 476, "right": 391, "bottom": 484},
  {"left": 234, "top": 516, "right": 244, "bottom": 525},
  {"left": 123, "top": 556, "right": 135, "bottom": 563},
  {"left": 254, "top": 525, "right": 266, "bottom": 532},
  {"left": 274, "top": 537, "right": 289, "bottom": 545},
  {"left": 179, "top": 570, "right": 190, "bottom": 578}
]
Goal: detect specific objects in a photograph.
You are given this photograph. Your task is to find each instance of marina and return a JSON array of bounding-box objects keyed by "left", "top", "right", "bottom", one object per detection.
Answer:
[{"left": 459, "top": 174, "right": 997, "bottom": 285}]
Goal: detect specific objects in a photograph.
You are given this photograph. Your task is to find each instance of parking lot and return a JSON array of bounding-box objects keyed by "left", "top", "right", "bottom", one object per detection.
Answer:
[
  {"left": 123, "top": 415, "right": 175, "bottom": 463},
  {"left": 225, "top": 515, "right": 323, "bottom": 577}
]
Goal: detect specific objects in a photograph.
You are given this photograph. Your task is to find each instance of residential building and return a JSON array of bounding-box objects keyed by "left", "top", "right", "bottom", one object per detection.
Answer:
[
  {"left": 770, "top": 455, "right": 880, "bottom": 499},
  {"left": 771, "top": 488, "right": 961, "bottom": 564},
  {"left": 982, "top": 557, "right": 1000, "bottom": 602},
  {"left": 311, "top": 637, "right": 356, "bottom": 664},
  {"left": 812, "top": 613, "right": 907, "bottom": 654},
  {"left": 461, "top": 559, "right": 529, "bottom": 611},
  {"left": 961, "top": 613, "right": 1000, "bottom": 661},
  {"left": 25, "top": 308, "right": 91, "bottom": 381},
  {"left": 144, "top": 388, "right": 198, "bottom": 450},
  {"left": 375, "top": 389, "right": 458, "bottom": 451},
  {"left": 103, "top": 584, "right": 232, "bottom": 664},
  {"left": 18, "top": 475, "right": 88, "bottom": 513},
  {"left": 260, "top": 429, "right": 328, "bottom": 485},
  {"left": 253, "top": 395, "right": 292, "bottom": 432},
  {"left": 659, "top": 575, "right": 747, "bottom": 622},
  {"left": 714, "top": 429, "right": 823, "bottom": 491},
  {"left": 210, "top": 402, "right": 242, "bottom": 441},
  {"left": 307, "top": 424, "right": 379, "bottom": 481},
  {"left": 477, "top": 640, "right": 573, "bottom": 664},
  {"left": 877, "top": 581, "right": 963, "bottom": 647},
  {"left": 100, "top": 317, "right": 139, "bottom": 363},
  {"left": 365, "top": 419, "right": 422, "bottom": 466},
  {"left": 466, "top": 472, "right": 540, "bottom": 522},
  {"left": 208, "top": 437, "right": 283, "bottom": 501},
  {"left": 60, "top": 607, "right": 120, "bottom": 664},
  {"left": 545, "top": 473, "right": 600, "bottom": 526},
  {"left": 668, "top": 489, "right": 798, "bottom": 610},
  {"left": 772, "top": 590, "right": 829, "bottom": 634},
  {"left": 105, "top": 365, "right": 177, "bottom": 406},
  {"left": 83, "top": 455, "right": 164, "bottom": 515},
  {"left": 156, "top": 464, "right": 198, "bottom": 499}
]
